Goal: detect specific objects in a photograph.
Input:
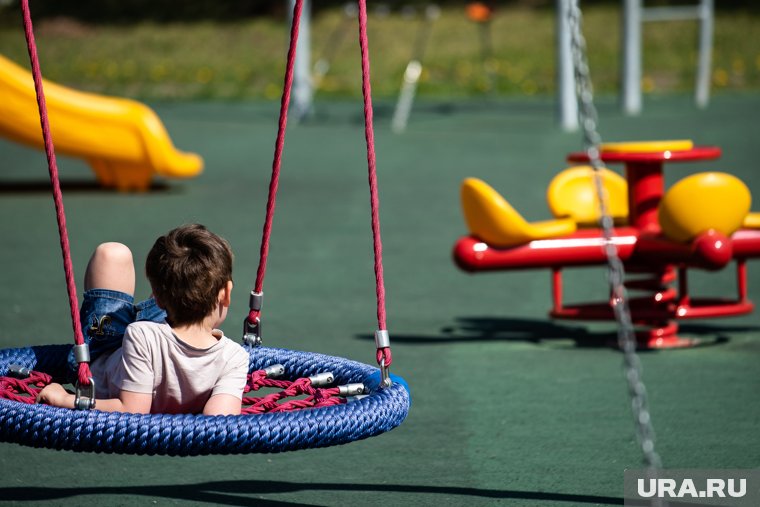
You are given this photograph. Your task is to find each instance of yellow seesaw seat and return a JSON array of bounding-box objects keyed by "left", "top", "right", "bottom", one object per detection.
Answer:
[
  {"left": 0, "top": 55, "right": 202, "bottom": 191},
  {"left": 461, "top": 178, "right": 577, "bottom": 248},
  {"left": 659, "top": 172, "right": 751, "bottom": 242},
  {"left": 546, "top": 166, "right": 628, "bottom": 227}
]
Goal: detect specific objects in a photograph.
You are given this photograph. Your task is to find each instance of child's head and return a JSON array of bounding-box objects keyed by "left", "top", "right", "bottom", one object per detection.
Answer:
[{"left": 146, "top": 224, "right": 233, "bottom": 327}]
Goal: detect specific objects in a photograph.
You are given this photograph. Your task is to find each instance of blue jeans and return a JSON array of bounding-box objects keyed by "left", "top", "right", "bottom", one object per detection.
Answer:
[{"left": 67, "top": 289, "right": 167, "bottom": 377}]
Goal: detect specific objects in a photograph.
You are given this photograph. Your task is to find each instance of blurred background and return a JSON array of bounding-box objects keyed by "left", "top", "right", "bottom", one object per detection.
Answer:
[
  {"left": 1, "top": 3, "right": 759, "bottom": 505},
  {"left": 1, "top": 0, "right": 757, "bottom": 102}
]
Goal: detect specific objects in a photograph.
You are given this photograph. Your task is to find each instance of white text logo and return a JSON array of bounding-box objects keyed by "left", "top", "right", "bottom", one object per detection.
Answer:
[{"left": 637, "top": 478, "right": 746, "bottom": 499}]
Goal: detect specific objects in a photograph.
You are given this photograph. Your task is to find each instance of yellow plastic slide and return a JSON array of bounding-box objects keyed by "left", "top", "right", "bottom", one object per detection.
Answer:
[{"left": 0, "top": 55, "right": 202, "bottom": 191}]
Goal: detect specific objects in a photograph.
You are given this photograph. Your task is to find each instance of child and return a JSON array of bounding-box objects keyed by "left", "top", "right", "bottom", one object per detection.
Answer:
[{"left": 36, "top": 224, "right": 250, "bottom": 416}]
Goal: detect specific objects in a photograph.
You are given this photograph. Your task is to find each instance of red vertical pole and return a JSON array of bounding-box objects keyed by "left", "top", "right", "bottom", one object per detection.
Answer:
[{"left": 551, "top": 268, "right": 563, "bottom": 312}]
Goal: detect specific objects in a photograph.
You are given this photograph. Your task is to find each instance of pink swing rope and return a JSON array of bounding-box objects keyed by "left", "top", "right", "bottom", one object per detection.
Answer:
[
  {"left": 246, "top": 0, "right": 392, "bottom": 370},
  {"left": 248, "top": 0, "right": 303, "bottom": 308},
  {"left": 357, "top": 0, "right": 392, "bottom": 368},
  {"left": 20, "top": 0, "right": 91, "bottom": 388}
]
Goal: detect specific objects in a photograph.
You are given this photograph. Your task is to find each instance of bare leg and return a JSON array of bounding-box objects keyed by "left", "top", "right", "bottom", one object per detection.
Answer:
[{"left": 84, "top": 242, "right": 135, "bottom": 296}]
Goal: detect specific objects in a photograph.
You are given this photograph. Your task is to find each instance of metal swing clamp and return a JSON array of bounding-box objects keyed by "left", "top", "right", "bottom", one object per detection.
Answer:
[
  {"left": 71, "top": 343, "right": 96, "bottom": 410},
  {"left": 242, "top": 291, "right": 264, "bottom": 347},
  {"left": 375, "top": 330, "right": 392, "bottom": 388},
  {"left": 74, "top": 377, "right": 96, "bottom": 410},
  {"left": 243, "top": 317, "right": 261, "bottom": 347},
  {"left": 8, "top": 364, "right": 31, "bottom": 378}
]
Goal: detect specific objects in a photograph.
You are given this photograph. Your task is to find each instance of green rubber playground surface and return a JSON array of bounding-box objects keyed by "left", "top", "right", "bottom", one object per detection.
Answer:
[{"left": 1, "top": 94, "right": 759, "bottom": 506}]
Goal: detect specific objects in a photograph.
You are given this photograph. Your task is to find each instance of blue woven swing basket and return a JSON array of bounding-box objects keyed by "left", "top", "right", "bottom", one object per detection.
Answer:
[{"left": 0, "top": 344, "right": 410, "bottom": 456}]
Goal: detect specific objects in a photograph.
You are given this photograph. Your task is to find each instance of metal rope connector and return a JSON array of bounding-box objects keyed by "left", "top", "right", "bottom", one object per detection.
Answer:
[
  {"left": 72, "top": 343, "right": 90, "bottom": 364},
  {"left": 308, "top": 372, "right": 335, "bottom": 387},
  {"left": 374, "top": 329, "right": 390, "bottom": 348},
  {"left": 249, "top": 291, "right": 264, "bottom": 312},
  {"left": 8, "top": 364, "right": 31, "bottom": 378},
  {"left": 263, "top": 364, "right": 285, "bottom": 378},
  {"left": 74, "top": 377, "right": 96, "bottom": 410},
  {"left": 338, "top": 383, "right": 367, "bottom": 397}
]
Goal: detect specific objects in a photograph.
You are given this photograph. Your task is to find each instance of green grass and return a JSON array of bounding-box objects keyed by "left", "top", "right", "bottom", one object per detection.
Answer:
[{"left": 0, "top": 4, "right": 758, "bottom": 101}]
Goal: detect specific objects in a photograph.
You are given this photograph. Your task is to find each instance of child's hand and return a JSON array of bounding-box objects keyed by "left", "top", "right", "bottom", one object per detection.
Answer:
[{"left": 36, "top": 383, "right": 75, "bottom": 409}]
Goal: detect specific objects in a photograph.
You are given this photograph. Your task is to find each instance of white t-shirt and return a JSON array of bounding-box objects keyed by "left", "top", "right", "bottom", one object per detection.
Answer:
[{"left": 91, "top": 321, "right": 249, "bottom": 414}]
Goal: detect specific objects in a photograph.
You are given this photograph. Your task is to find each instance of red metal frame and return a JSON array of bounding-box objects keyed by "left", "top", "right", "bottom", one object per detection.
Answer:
[
  {"left": 454, "top": 146, "right": 760, "bottom": 349},
  {"left": 455, "top": 228, "right": 760, "bottom": 349}
]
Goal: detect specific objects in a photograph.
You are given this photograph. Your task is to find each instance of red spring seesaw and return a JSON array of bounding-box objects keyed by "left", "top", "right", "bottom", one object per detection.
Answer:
[{"left": 453, "top": 140, "right": 760, "bottom": 349}]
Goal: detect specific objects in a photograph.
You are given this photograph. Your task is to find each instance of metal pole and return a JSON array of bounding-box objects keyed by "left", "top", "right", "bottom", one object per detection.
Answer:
[
  {"left": 289, "top": 0, "right": 313, "bottom": 121},
  {"left": 391, "top": 5, "right": 440, "bottom": 133},
  {"left": 621, "top": 0, "right": 642, "bottom": 115},
  {"left": 695, "top": 0, "right": 713, "bottom": 108},
  {"left": 556, "top": 0, "right": 578, "bottom": 131}
]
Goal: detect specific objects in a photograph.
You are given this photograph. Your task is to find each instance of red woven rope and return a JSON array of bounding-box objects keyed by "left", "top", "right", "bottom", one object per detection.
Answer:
[
  {"left": 1, "top": 366, "right": 344, "bottom": 413},
  {"left": 0, "top": 370, "right": 52, "bottom": 404},
  {"left": 20, "top": 0, "right": 91, "bottom": 387},
  {"left": 357, "top": 0, "right": 387, "bottom": 332},
  {"left": 1, "top": 366, "right": 345, "bottom": 414},
  {"left": 357, "top": 0, "right": 392, "bottom": 367},
  {"left": 241, "top": 370, "right": 346, "bottom": 414},
  {"left": 247, "top": 0, "right": 303, "bottom": 326}
]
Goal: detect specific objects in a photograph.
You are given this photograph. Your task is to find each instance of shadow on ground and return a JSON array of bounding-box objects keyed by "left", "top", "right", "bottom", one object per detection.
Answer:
[
  {"left": 0, "top": 179, "right": 172, "bottom": 194},
  {"left": 360, "top": 317, "right": 760, "bottom": 349},
  {"left": 0, "top": 479, "right": 625, "bottom": 506}
]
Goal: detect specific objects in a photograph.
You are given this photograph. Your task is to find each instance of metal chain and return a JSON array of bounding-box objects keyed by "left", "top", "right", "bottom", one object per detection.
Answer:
[{"left": 567, "top": 0, "right": 664, "bottom": 476}]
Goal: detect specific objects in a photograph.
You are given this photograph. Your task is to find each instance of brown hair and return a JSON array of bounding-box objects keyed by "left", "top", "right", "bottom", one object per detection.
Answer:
[{"left": 145, "top": 224, "right": 233, "bottom": 327}]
